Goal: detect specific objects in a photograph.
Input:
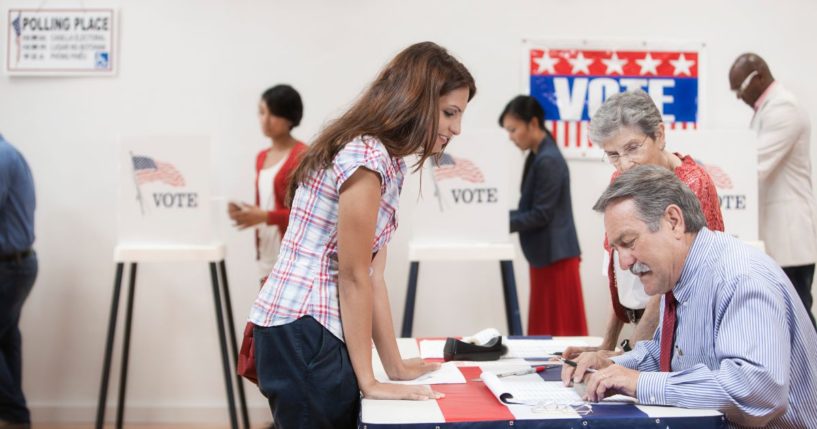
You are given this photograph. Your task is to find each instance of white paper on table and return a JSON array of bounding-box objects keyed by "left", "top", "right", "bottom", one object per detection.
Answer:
[
  {"left": 419, "top": 339, "right": 446, "bottom": 359},
  {"left": 506, "top": 339, "right": 588, "bottom": 358},
  {"left": 377, "top": 362, "right": 466, "bottom": 385},
  {"left": 480, "top": 371, "right": 583, "bottom": 405}
]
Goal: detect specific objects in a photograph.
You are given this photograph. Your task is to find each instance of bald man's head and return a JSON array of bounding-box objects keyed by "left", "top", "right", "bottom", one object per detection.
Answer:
[{"left": 729, "top": 53, "right": 774, "bottom": 108}]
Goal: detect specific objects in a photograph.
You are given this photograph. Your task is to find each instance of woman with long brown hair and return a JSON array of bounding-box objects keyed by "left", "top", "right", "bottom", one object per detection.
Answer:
[{"left": 243, "top": 42, "right": 476, "bottom": 428}]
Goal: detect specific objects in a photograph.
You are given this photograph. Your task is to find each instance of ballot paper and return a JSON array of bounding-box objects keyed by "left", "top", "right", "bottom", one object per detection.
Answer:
[
  {"left": 376, "top": 362, "right": 466, "bottom": 385},
  {"left": 480, "top": 371, "right": 583, "bottom": 405},
  {"left": 505, "top": 339, "right": 588, "bottom": 358}
]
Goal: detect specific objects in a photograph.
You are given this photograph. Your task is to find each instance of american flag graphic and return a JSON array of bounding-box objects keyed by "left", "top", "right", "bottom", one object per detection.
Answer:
[
  {"left": 432, "top": 153, "right": 484, "bottom": 183},
  {"left": 529, "top": 45, "right": 700, "bottom": 158},
  {"left": 12, "top": 13, "right": 22, "bottom": 65},
  {"left": 131, "top": 155, "right": 185, "bottom": 187}
]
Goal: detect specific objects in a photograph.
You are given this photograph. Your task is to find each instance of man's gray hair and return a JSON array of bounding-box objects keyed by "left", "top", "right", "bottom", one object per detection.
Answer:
[
  {"left": 588, "top": 90, "right": 663, "bottom": 145},
  {"left": 593, "top": 165, "right": 707, "bottom": 233}
]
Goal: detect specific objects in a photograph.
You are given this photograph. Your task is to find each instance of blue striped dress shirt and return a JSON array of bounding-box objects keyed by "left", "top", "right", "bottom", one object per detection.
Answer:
[{"left": 612, "top": 227, "right": 817, "bottom": 428}]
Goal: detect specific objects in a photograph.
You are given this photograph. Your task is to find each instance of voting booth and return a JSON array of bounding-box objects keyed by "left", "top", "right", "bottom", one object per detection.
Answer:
[
  {"left": 98, "top": 136, "right": 248, "bottom": 429},
  {"left": 403, "top": 129, "right": 524, "bottom": 336},
  {"left": 665, "top": 129, "right": 759, "bottom": 242}
]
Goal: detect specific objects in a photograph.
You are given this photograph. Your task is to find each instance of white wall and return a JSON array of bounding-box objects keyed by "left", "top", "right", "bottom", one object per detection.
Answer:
[{"left": 2, "top": 0, "right": 816, "bottom": 423}]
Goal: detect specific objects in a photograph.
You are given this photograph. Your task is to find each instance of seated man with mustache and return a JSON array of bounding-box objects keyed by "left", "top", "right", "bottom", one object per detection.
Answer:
[{"left": 563, "top": 165, "right": 817, "bottom": 428}]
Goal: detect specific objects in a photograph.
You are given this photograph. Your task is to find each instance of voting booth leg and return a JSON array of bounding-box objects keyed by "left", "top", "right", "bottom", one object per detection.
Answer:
[
  {"left": 500, "top": 260, "right": 523, "bottom": 335},
  {"left": 217, "top": 260, "right": 250, "bottom": 429},
  {"left": 115, "top": 262, "right": 138, "bottom": 428},
  {"left": 95, "top": 262, "right": 125, "bottom": 429},
  {"left": 210, "top": 262, "right": 239, "bottom": 429},
  {"left": 401, "top": 262, "right": 420, "bottom": 337}
]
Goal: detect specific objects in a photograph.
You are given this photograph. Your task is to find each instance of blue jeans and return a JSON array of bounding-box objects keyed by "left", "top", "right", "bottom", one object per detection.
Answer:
[
  {"left": 0, "top": 252, "right": 37, "bottom": 423},
  {"left": 254, "top": 316, "right": 360, "bottom": 429}
]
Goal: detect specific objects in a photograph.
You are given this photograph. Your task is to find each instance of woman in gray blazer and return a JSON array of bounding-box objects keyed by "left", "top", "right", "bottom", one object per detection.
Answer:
[{"left": 499, "top": 95, "right": 587, "bottom": 335}]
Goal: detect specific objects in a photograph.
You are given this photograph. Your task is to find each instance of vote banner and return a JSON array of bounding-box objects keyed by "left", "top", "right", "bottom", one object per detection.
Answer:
[
  {"left": 5, "top": 8, "right": 117, "bottom": 75},
  {"left": 525, "top": 40, "right": 703, "bottom": 159},
  {"left": 118, "top": 136, "right": 214, "bottom": 246}
]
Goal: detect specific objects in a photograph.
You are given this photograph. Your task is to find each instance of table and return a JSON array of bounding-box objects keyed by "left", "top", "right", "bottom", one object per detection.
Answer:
[{"left": 360, "top": 337, "right": 725, "bottom": 429}]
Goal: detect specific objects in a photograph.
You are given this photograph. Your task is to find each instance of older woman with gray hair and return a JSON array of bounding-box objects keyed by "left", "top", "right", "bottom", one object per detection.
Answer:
[{"left": 564, "top": 90, "right": 724, "bottom": 361}]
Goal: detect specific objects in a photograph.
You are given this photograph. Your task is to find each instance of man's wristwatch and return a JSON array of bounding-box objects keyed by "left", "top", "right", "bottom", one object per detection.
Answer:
[{"left": 620, "top": 339, "right": 632, "bottom": 352}]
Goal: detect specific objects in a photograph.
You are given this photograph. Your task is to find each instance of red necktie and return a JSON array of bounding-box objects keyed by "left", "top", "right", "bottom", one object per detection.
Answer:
[{"left": 659, "top": 291, "right": 677, "bottom": 372}]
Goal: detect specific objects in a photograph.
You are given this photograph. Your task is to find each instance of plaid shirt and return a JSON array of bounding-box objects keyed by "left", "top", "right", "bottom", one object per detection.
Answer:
[{"left": 249, "top": 136, "right": 406, "bottom": 341}]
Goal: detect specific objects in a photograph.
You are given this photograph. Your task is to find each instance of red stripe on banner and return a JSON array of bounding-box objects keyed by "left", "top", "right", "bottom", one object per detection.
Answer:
[
  {"left": 576, "top": 122, "right": 582, "bottom": 148},
  {"left": 693, "top": 122, "right": 698, "bottom": 130},
  {"left": 670, "top": 122, "right": 677, "bottom": 130},
  {"left": 434, "top": 367, "right": 515, "bottom": 422},
  {"left": 682, "top": 122, "right": 688, "bottom": 130},
  {"left": 564, "top": 122, "right": 570, "bottom": 148}
]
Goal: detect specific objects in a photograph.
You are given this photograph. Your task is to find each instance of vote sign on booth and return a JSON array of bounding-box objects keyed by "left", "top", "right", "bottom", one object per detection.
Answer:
[
  {"left": 410, "top": 129, "right": 512, "bottom": 246},
  {"left": 118, "top": 136, "right": 214, "bottom": 245}
]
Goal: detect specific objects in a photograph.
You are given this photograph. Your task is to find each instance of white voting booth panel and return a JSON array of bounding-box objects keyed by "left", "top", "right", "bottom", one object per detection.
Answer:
[
  {"left": 118, "top": 135, "right": 217, "bottom": 252},
  {"left": 411, "top": 128, "right": 513, "bottom": 253},
  {"left": 402, "top": 130, "right": 523, "bottom": 336},
  {"left": 103, "top": 136, "right": 248, "bottom": 429},
  {"left": 665, "top": 129, "right": 759, "bottom": 241}
]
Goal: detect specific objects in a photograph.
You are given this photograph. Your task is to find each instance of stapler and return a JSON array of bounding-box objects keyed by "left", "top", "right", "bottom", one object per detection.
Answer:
[{"left": 443, "top": 335, "right": 507, "bottom": 361}]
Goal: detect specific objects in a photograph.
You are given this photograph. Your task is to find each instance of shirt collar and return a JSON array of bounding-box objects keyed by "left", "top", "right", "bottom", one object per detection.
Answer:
[
  {"left": 753, "top": 81, "right": 777, "bottom": 112},
  {"left": 673, "top": 227, "right": 714, "bottom": 303}
]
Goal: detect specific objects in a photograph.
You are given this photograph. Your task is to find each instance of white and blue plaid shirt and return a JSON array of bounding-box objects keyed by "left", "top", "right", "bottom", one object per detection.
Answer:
[
  {"left": 613, "top": 227, "right": 817, "bottom": 428},
  {"left": 249, "top": 136, "right": 405, "bottom": 341}
]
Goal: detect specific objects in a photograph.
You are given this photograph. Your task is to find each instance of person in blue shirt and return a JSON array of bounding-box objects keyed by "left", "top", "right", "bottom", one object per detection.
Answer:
[
  {"left": 564, "top": 165, "right": 817, "bottom": 428},
  {"left": 0, "top": 134, "right": 37, "bottom": 427}
]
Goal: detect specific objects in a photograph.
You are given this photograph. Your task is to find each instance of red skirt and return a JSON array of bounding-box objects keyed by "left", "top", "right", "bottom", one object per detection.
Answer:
[{"left": 528, "top": 256, "right": 588, "bottom": 336}]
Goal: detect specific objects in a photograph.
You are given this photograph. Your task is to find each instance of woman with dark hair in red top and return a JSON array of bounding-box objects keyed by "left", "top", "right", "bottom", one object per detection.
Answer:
[{"left": 228, "top": 85, "right": 307, "bottom": 280}]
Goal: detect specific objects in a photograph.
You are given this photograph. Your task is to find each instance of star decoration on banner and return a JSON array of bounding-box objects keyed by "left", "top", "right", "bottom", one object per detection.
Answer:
[
  {"left": 601, "top": 52, "right": 627, "bottom": 75},
  {"left": 636, "top": 53, "right": 662, "bottom": 75},
  {"left": 670, "top": 53, "right": 695, "bottom": 76},
  {"left": 569, "top": 52, "right": 594, "bottom": 75},
  {"left": 533, "top": 51, "right": 560, "bottom": 74}
]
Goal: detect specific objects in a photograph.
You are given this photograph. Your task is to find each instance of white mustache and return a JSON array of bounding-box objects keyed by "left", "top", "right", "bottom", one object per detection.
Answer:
[{"left": 630, "top": 261, "right": 651, "bottom": 275}]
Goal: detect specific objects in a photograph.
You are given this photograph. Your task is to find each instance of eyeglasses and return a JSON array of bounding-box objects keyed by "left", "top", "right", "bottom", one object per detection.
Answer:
[
  {"left": 734, "top": 70, "right": 758, "bottom": 99},
  {"left": 531, "top": 401, "right": 593, "bottom": 416},
  {"left": 603, "top": 134, "right": 650, "bottom": 166}
]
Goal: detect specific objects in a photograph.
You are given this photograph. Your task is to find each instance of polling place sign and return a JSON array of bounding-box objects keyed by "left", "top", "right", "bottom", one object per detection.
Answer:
[
  {"left": 524, "top": 39, "right": 704, "bottom": 159},
  {"left": 5, "top": 8, "right": 117, "bottom": 75}
]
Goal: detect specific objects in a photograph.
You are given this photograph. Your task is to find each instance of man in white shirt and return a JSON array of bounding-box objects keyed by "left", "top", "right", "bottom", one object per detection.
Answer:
[{"left": 729, "top": 53, "right": 817, "bottom": 327}]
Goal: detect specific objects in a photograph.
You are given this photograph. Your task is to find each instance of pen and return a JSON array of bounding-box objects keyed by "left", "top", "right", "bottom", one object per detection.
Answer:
[
  {"left": 495, "top": 365, "right": 548, "bottom": 378},
  {"left": 560, "top": 357, "right": 598, "bottom": 373}
]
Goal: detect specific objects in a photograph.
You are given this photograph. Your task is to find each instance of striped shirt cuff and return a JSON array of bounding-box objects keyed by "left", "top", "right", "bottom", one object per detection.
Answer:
[
  {"left": 637, "top": 371, "right": 670, "bottom": 406},
  {"left": 611, "top": 349, "right": 642, "bottom": 369}
]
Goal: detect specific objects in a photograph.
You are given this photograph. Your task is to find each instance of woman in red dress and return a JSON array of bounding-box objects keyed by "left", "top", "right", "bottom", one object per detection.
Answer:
[{"left": 499, "top": 95, "right": 588, "bottom": 336}]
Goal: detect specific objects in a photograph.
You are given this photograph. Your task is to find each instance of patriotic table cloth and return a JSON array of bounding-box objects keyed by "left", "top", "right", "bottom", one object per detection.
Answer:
[{"left": 360, "top": 337, "right": 725, "bottom": 429}]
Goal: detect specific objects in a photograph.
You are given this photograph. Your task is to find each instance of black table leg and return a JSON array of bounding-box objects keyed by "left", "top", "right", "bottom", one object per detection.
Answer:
[
  {"left": 500, "top": 260, "right": 523, "bottom": 336},
  {"left": 115, "top": 262, "right": 138, "bottom": 428},
  {"left": 210, "top": 262, "right": 239, "bottom": 429},
  {"left": 96, "top": 262, "right": 124, "bottom": 429},
  {"left": 218, "top": 260, "right": 250, "bottom": 429},
  {"left": 401, "top": 261, "right": 420, "bottom": 338}
]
